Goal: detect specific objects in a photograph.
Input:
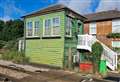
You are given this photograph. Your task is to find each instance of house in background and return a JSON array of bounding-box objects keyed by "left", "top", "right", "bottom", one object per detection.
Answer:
[
  {"left": 84, "top": 10, "right": 120, "bottom": 50},
  {"left": 22, "top": 4, "right": 86, "bottom": 69}
]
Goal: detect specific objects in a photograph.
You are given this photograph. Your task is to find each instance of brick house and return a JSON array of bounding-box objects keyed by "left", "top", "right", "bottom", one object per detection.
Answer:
[{"left": 84, "top": 10, "right": 120, "bottom": 48}]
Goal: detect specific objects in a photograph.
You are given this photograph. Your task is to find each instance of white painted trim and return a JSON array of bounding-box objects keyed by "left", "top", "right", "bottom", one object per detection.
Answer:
[
  {"left": 112, "top": 19, "right": 120, "bottom": 33},
  {"left": 43, "top": 16, "right": 61, "bottom": 37},
  {"left": 112, "top": 41, "right": 120, "bottom": 47},
  {"left": 89, "top": 22, "right": 96, "bottom": 34}
]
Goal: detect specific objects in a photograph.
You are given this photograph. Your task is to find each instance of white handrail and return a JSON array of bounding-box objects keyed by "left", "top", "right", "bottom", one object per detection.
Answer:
[{"left": 77, "top": 34, "right": 117, "bottom": 70}]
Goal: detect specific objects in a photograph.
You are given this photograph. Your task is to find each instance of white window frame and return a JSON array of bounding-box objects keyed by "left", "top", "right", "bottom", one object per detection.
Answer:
[
  {"left": 43, "top": 18, "right": 52, "bottom": 37},
  {"left": 26, "top": 21, "right": 33, "bottom": 37},
  {"left": 112, "top": 19, "right": 120, "bottom": 33},
  {"left": 89, "top": 22, "right": 96, "bottom": 34},
  {"left": 112, "top": 41, "right": 120, "bottom": 48},
  {"left": 34, "top": 21, "right": 40, "bottom": 37},
  {"left": 26, "top": 21, "right": 40, "bottom": 38},
  {"left": 43, "top": 16, "right": 60, "bottom": 37},
  {"left": 52, "top": 16, "right": 60, "bottom": 36}
]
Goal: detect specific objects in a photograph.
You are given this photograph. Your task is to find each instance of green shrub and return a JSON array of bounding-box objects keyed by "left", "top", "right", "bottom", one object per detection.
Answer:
[
  {"left": 0, "top": 40, "right": 6, "bottom": 49},
  {"left": 1, "top": 50, "right": 29, "bottom": 64},
  {"left": 92, "top": 42, "right": 103, "bottom": 73},
  {"left": 4, "top": 40, "right": 17, "bottom": 50},
  {"left": 107, "top": 33, "right": 120, "bottom": 38}
]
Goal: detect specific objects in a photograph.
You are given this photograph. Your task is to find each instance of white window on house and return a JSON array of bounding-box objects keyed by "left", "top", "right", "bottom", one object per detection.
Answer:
[
  {"left": 66, "top": 17, "right": 72, "bottom": 37},
  {"left": 112, "top": 41, "right": 120, "bottom": 48},
  {"left": 26, "top": 22, "right": 33, "bottom": 36},
  {"left": 44, "top": 19, "right": 51, "bottom": 36},
  {"left": 112, "top": 19, "right": 120, "bottom": 33},
  {"left": 89, "top": 22, "right": 96, "bottom": 34},
  {"left": 34, "top": 21, "right": 40, "bottom": 36},
  {"left": 53, "top": 17, "right": 60, "bottom": 36},
  {"left": 43, "top": 17, "right": 60, "bottom": 37}
]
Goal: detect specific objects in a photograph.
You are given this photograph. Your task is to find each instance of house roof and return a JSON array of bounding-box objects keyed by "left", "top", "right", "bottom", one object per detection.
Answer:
[
  {"left": 84, "top": 10, "right": 120, "bottom": 22},
  {"left": 22, "top": 4, "right": 86, "bottom": 21}
]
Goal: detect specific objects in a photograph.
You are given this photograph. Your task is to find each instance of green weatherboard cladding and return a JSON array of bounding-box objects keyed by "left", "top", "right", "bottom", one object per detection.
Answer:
[
  {"left": 25, "top": 11, "right": 65, "bottom": 67},
  {"left": 24, "top": 10, "right": 84, "bottom": 68}
]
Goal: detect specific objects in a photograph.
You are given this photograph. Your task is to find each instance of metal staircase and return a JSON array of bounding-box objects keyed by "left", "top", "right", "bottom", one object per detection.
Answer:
[{"left": 77, "top": 34, "right": 117, "bottom": 70}]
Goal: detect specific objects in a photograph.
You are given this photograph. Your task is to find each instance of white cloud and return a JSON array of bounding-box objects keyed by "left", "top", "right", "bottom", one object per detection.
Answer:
[
  {"left": 0, "top": 16, "right": 12, "bottom": 21},
  {"left": 0, "top": 0, "right": 25, "bottom": 19},
  {"left": 96, "top": 0, "right": 120, "bottom": 12},
  {"left": 58, "top": 0, "right": 93, "bottom": 15}
]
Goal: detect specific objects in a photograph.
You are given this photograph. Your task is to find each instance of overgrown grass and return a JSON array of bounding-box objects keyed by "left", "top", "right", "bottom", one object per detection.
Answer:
[{"left": 1, "top": 50, "right": 29, "bottom": 64}]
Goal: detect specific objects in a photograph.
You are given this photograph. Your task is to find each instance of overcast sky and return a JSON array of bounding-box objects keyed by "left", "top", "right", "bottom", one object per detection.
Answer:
[{"left": 0, "top": 0, "right": 120, "bottom": 21}]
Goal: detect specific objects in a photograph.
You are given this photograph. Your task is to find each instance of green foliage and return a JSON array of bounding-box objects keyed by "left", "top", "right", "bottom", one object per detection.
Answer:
[
  {"left": 107, "top": 33, "right": 120, "bottom": 38},
  {"left": 0, "top": 19, "right": 24, "bottom": 41},
  {"left": 92, "top": 42, "right": 103, "bottom": 60},
  {"left": 112, "top": 48, "right": 120, "bottom": 52},
  {"left": 4, "top": 40, "right": 17, "bottom": 50},
  {"left": 92, "top": 42, "right": 103, "bottom": 73},
  {"left": 0, "top": 20, "right": 5, "bottom": 31},
  {"left": 1, "top": 50, "right": 29, "bottom": 64},
  {"left": 0, "top": 40, "right": 6, "bottom": 49}
]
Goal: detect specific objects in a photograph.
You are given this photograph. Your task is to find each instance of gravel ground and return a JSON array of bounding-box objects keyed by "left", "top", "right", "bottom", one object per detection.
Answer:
[{"left": 0, "top": 60, "right": 114, "bottom": 82}]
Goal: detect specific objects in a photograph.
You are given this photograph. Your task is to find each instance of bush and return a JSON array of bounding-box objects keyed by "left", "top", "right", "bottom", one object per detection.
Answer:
[
  {"left": 0, "top": 40, "right": 6, "bottom": 49},
  {"left": 3, "top": 40, "right": 17, "bottom": 50},
  {"left": 1, "top": 50, "right": 29, "bottom": 64},
  {"left": 92, "top": 42, "right": 103, "bottom": 73},
  {"left": 107, "top": 33, "right": 120, "bottom": 38}
]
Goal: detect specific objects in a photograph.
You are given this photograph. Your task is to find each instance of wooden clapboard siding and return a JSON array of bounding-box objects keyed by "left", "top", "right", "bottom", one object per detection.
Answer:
[
  {"left": 25, "top": 11, "right": 65, "bottom": 68},
  {"left": 96, "top": 20, "right": 112, "bottom": 35},
  {"left": 84, "top": 23, "right": 89, "bottom": 34},
  {"left": 96, "top": 20, "right": 112, "bottom": 47}
]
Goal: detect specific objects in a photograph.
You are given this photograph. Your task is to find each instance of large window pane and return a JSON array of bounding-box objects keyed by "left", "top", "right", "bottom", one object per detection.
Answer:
[
  {"left": 89, "top": 22, "right": 96, "bottom": 34},
  {"left": 112, "top": 19, "right": 120, "bottom": 33},
  {"left": 112, "top": 41, "right": 120, "bottom": 47},
  {"left": 66, "top": 17, "right": 72, "bottom": 36},
  {"left": 34, "top": 21, "right": 40, "bottom": 36},
  {"left": 53, "top": 17, "right": 60, "bottom": 35},
  {"left": 44, "top": 19, "right": 51, "bottom": 36},
  {"left": 27, "top": 22, "right": 32, "bottom": 36}
]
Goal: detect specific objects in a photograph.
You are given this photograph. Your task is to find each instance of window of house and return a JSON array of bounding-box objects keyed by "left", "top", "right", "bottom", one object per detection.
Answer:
[
  {"left": 112, "top": 19, "right": 120, "bottom": 33},
  {"left": 66, "top": 17, "right": 72, "bottom": 37},
  {"left": 53, "top": 17, "right": 60, "bottom": 35},
  {"left": 34, "top": 21, "right": 40, "bottom": 36},
  {"left": 26, "top": 22, "right": 33, "bottom": 36},
  {"left": 89, "top": 22, "right": 96, "bottom": 34},
  {"left": 112, "top": 41, "right": 120, "bottom": 47},
  {"left": 43, "top": 17, "right": 60, "bottom": 37},
  {"left": 44, "top": 19, "right": 51, "bottom": 36}
]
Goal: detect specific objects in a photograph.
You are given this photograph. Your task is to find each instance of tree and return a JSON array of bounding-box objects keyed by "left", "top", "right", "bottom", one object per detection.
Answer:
[
  {"left": 0, "top": 20, "right": 5, "bottom": 31},
  {"left": 92, "top": 42, "right": 103, "bottom": 73},
  {"left": 0, "top": 19, "right": 24, "bottom": 41}
]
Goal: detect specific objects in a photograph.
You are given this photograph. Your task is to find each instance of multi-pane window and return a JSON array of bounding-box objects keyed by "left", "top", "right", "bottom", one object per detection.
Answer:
[
  {"left": 27, "top": 22, "right": 32, "bottom": 36},
  {"left": 89, "top": 22, "right": 96, "bottom": 34},
  {"left": 66, "top": 17, "right": 72, "bottom": 37},
  {"left": 44, "top": 17, "right": 60, "bottom": 36},
  {"left": 53, "top": 17, "right": 60, "bottom": 35},
  {"left": 26, "top": 21, "right": 40, "bottom": 37},
  {"left": 112, "top": 19, "right": 120, "bottom": 33},
  {"left": 112, "top": 41, "right": 120, "bottom": 47},
  {"left": 44, "top": 19, "right": 51, "bottom": 36},
  {"left": 34, "top": 21, "right": 40, "bottom": 36}
]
